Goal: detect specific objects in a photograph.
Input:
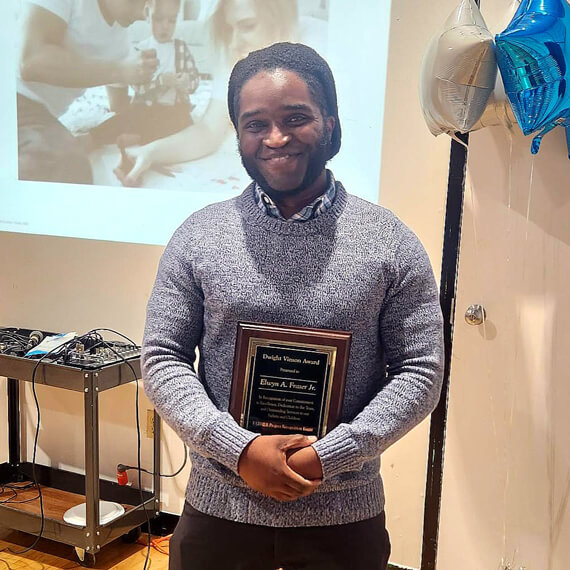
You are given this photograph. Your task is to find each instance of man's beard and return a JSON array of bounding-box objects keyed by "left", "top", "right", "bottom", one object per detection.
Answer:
[{"left": 239, "top": 132, "right": 330, "bottom": 197}]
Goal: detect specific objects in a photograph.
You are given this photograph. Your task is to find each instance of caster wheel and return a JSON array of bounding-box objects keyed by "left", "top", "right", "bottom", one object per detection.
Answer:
[
  {"left": 121, "top": 525, "right": 142, "bottom": 544},
  {"left": 75, "top": 547, "right": 96, "bottom": 567}
]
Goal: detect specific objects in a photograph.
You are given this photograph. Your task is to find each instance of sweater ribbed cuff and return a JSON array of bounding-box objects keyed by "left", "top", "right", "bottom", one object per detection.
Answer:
[
  {"left": 202, "top": 413, "right": 259, "bottom": 475},
  {"left": 312, "top": 424, "right": 363, "bottom": 480}
]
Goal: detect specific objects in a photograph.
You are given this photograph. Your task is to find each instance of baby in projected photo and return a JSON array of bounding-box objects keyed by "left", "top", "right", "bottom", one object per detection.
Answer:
[{"left": 89, "top": 0, "right": 200, "bottom": 182}]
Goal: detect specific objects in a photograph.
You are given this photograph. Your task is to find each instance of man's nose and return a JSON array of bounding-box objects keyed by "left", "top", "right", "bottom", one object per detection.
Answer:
[{"left": 263, "top": 124, "right": 290, "bottom": 147}]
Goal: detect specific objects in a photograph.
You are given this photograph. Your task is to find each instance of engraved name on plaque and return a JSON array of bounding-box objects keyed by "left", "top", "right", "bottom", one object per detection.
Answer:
[{"left": 230, "top": 323, "right": 351, "bottom": 438}]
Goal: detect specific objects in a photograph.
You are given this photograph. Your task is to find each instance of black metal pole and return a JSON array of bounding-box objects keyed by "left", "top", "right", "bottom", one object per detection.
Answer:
[
  {"left": 420, "top": 133, "right": 469, "bottom": 570},
  {"left": 8, "top": 378, "right": 21, "bottom": 467}
]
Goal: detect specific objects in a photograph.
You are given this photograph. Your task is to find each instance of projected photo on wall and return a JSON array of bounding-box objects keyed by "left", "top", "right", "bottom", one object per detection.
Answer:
[{"left": 1, "top": 0, "right": 391, "bottom": 245}]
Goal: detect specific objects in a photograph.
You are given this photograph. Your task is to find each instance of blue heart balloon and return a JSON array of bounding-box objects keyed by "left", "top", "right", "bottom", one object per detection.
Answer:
[{"left": 496, "top": 0, "right": 570, "bottom": 157}]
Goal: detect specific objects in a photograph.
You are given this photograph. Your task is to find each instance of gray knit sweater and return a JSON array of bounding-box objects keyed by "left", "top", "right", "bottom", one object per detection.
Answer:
[{"left": 142, "top": 180, "right": 444, "bottom": 527}]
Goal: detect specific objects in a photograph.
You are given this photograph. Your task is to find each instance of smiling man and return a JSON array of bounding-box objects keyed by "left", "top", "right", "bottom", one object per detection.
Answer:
[{"left": 142, "top": 43, "right": 444, "bottom": 570}]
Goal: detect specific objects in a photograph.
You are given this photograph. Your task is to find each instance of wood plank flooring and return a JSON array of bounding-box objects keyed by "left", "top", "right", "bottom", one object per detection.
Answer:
[
  {"left": 0, "top": 526, "right": 169, "bottom": 570},
  {"left": 0, "top": 483, "right": 134, "bottom": 520}
]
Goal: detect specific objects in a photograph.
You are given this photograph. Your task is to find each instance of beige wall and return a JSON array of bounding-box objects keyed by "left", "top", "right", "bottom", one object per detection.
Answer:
[
  {"left": 377, "top": 0, "right": 455, "bottom": 565},
  {"left": 436, "top": 1, "right": 570, "bottom": 569},
  {"left": 0, "top": 236, "right": 193, "bottom": 505}
]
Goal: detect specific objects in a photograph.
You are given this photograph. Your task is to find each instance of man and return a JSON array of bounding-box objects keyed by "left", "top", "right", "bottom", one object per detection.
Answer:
[
  {"left": 17, "top": 0, "right": 156, "bottom": 184},
  {"left": 142, "top": 42, "right": 444, "bottom": 570}
]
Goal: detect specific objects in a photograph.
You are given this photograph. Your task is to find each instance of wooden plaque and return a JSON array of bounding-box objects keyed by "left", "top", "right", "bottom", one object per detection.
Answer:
[{"left": 229, "top": 322, "right": 352, "bottom": 438}]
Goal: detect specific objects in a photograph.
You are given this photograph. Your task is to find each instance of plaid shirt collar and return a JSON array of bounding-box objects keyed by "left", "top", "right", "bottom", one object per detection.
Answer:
[{"left": 253, "top": 171, "right": 336, "bottom": 222}]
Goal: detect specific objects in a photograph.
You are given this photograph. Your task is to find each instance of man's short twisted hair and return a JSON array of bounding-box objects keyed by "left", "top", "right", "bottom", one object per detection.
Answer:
[{"left": 227, "top": 42, "right": 342, "bottom": 160}]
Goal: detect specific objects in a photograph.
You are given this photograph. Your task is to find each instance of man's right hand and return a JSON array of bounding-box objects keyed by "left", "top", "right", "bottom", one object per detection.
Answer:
[
  {"left": 238, "top": 434, "right": 321, "bottom": 502},
  {"left": 121, "top": 49, "right": 158, "bottom": 85}
]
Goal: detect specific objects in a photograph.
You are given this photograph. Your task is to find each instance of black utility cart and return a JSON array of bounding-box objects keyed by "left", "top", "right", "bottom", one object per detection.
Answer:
[{"left": 0, "top": 327, "right": 161, "bottom": 567}]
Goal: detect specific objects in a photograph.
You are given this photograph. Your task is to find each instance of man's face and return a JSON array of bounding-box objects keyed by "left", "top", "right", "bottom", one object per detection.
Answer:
[
  {"left": 107, "top": 0, "right": 147, "bottom": 27},
  {"left": 149, "top": 1, "right": 179, "bottom": 43},
  {"left": 237, "top": 69, "right": 334, "bottom": 196}
]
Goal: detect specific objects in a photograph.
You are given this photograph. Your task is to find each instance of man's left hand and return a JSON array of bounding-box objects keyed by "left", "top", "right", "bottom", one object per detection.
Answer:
[{"left": 287, "top": 446, "right": 323, "bottom": 480}]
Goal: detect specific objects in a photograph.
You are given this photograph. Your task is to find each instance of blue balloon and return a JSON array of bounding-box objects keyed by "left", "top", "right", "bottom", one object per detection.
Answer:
[{"left": 496, "top": 0, "right": 570, "bottom": 157}]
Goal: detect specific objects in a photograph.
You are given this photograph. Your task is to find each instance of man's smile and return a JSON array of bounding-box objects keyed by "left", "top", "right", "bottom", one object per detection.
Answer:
[{"left": 259, "top": 152, "right": 304, "bottom": 169}]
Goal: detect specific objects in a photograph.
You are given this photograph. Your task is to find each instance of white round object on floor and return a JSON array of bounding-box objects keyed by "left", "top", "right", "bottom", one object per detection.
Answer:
[{"left": 63, "top": 501, "right": 125, "bottom": 526}]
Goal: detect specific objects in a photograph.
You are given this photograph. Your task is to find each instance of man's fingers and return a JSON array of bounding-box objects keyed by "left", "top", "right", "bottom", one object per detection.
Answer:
[
  {"left": 282, "top": 463, "right": 321, "bottom": 491},
  {"left": 284, "top": 476, "right": 321, "bottom": 496},
  {"left": 281, "top": 434, "right": 317, "bottom": 452}
]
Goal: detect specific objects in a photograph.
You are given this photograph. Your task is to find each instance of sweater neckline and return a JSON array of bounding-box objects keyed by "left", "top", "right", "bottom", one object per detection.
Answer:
[{"left": 237, "top": 180, "right": 349, "bottom": 235}]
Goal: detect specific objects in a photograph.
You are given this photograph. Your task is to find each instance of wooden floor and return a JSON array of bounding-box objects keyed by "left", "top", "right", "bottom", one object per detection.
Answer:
[
  {"left": 0, "top": 526, "right": 169, "bottom": 570},
  {"left": 0, "top": 480, "right": 165, "bottom": 569}
]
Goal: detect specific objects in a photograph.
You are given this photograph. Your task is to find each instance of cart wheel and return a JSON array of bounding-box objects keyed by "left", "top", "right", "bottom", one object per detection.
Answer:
[
  {"left": 75, "top": 547, "right": 96, "bottom": 567},
  {"left": 121, "top": 525, "right": 142, "bottom": 543}
]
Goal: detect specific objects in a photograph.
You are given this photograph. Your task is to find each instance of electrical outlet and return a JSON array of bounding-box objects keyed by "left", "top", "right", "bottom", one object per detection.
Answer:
[{"left": 146, "top": 409, "right": 154, "bottom": 438}]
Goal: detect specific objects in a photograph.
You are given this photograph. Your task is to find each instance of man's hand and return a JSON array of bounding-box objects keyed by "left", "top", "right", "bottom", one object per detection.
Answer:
[
  {"left": 286, "top": 445, "right": 323, "bottom": 481},
  {"left": 238, "top": 434, "right": 321, "bottom": 502},
  {"left": 120, "top": 49, "right": 157, "bottom": 85}
]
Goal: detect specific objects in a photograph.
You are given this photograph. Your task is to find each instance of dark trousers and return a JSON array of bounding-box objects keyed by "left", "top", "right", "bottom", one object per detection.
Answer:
[
  {"left": 169, "top": 503, "right": 391, "bottom": 570},
  {"left": 89, "top": 101, "right": 193, "bottom": 146},
  {"left": 17, "top": 94, "right": 93, "bottom": 185}
]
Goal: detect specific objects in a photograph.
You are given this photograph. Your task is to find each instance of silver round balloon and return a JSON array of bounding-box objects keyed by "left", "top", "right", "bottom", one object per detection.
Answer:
[{"left": 420, "top": 0, "right": 498, "bottom": 137}]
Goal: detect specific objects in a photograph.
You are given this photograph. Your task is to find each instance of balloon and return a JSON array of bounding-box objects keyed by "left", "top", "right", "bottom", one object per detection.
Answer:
[
  {"left": 495, "top": 0, "right": 570, "bottom": 156},
  {"left": 472, "top": 73, "right": 517, "bottom": 131},
  {"left": 420, "top": 0, "right": 497, "bottom": 138}
]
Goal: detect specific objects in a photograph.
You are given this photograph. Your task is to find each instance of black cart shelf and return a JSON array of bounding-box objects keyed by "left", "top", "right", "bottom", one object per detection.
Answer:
[{"left": 0, "top": 335, "right": 161, "bottom": 565}]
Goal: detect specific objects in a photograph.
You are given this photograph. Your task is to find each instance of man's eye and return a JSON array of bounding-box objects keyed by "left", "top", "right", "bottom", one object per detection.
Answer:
[
  {"left": 245, "top": 122, "right": 266, "bottom": 132},
  {"left": 288, "top": 115, "right": 308, "bottom": 125}
]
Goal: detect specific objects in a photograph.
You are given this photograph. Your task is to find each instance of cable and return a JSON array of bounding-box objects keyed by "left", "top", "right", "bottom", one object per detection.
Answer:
[
  {"left": 7, "top": 356, "right": 44, "bottom": 555},
  {"left": 5, "top": 328, "right": 153, "bottom": 567},
  {"left": 118, "top": 442, "right": 188, "bottom": 478},
  {"left": 137, "top": 533, "right": 172, "bottom": 555},
  {"left": 0, "top": 548, "right": 12, "bottom": 570},
  {"left": 0, "top": 482, "right": 39, "bottom": 504},
  {"left": 87, "top": 334, "right": 152, "bottom": 570},
  {"left": 128, "top": 346, "right": 152, "bottom": 570},
  {"left": 7, "top": 336, "right": 78, "bottom": 555},
  {"left": 0, "top": 487, "right": 17, "bottom": 504}
]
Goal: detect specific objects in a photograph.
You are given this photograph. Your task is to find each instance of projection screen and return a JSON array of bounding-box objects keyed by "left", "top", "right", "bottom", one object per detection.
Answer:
[{"left": 0, "top": 0, "right": 391, "bottom": 246}]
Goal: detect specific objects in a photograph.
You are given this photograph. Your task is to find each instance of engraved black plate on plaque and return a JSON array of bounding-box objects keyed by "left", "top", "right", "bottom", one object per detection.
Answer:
[{"left": 230, "top": 323, "right": 351, "bottom": 438}]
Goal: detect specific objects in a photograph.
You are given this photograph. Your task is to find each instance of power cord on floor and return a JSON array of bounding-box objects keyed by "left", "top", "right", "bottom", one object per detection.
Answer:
[{"left": 137, "top": 533, "right": 172, "bottom": 555}]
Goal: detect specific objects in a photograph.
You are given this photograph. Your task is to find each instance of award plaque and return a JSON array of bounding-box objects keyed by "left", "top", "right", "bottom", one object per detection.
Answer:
[{"left": 230, "top": 322, "right": 352, "bottom": 438}]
